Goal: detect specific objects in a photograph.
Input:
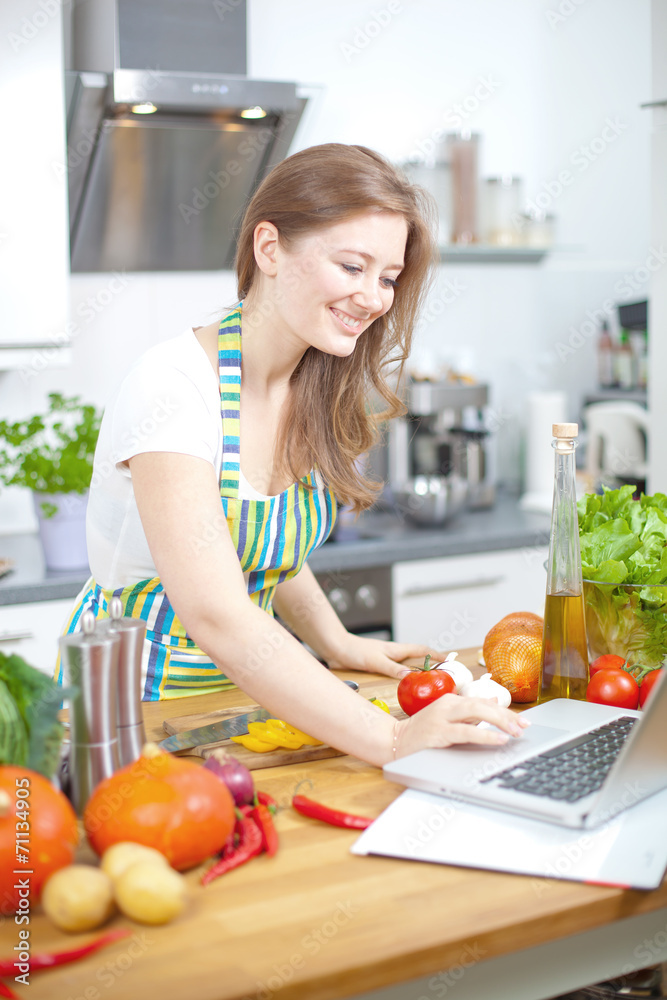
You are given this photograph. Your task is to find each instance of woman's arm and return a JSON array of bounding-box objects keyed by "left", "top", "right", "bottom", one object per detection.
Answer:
[
  {"left": 272, "top": 564, "right": 433, "bottom": 679},
  {"left": 129, "top": 452, "right": 528, "bottom": 766}
]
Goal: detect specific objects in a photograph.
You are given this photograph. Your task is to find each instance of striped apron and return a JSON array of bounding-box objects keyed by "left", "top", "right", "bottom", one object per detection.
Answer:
[{"left": 57, "top": 305, "right": 337, "bottom": 701}]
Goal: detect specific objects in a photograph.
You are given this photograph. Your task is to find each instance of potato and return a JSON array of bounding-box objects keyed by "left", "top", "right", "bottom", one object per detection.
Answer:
[
  {"left": 101, "top": 841, "right": 170, "bottom": 883},
  {"left": 42, "top": 865, "right": 115, "bottom": 933},
  {"left": 114, "top": 861, "right": 187, "bottom": 925}
]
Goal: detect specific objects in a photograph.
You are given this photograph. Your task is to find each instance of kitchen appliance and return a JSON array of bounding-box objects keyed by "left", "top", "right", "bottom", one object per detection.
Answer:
[
  {"left": 313, "top": 566, "right": 393, "bottom": 641},
  {"left": 392, "top": 474, "right": 468, "bottom": 527},
  {"left": 582, "top": 400, "right": 649, "bottom": 493},
  {"left": 387, "top": 379, "right": 496, "bottom": 512},
  {"left": 64, "top": 0, "right": 309, "bottom": 272},
  {"left": 384, "top": 670, "right": 667, "bottom": 830}
]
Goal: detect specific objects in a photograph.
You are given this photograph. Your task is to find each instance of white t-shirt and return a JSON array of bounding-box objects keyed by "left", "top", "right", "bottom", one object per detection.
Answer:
[{"left": 87, "top": 330, "right": 230, "bottom": 589}]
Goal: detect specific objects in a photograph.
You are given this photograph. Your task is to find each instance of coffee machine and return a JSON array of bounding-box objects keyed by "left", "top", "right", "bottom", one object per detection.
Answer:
[{"left": 387, "top": 379, "right": 496, "bottom": 509}]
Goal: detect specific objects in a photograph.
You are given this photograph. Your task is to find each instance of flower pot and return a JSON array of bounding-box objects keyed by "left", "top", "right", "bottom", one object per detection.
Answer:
[{"left": 33, "top": 491, "right": 89, "bottom": 572}]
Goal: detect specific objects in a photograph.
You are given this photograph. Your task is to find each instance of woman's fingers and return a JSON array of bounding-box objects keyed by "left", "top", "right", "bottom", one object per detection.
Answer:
[
  {"left": 408, "top": 693, "right": 530, "bottom": 745},
  {"left": 432, "top": 722, "right": 512, "bottom": 747},
  {"left": 386, "top": 642, "right": 433, "bottom": 662}
]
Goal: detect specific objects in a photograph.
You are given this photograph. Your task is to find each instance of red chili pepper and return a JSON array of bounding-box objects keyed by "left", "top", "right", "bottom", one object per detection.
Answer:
[
  {"left": 292, "top": 794, "right": 373, "bottom": 830},
  {"left": 0, "top": 929, "right": 131, "bottom": 977},
  {"left": 251, "top": 802, "right": 279, "bottom": 857},
  {"left": 256, "top": 789, "right": 278, "bottom": 812},
  {"left": 0, "top": 980, "right": 17, "bottom": 999},
  {"left": 201, "top": 813, "right": 263, "bottom": 885}
]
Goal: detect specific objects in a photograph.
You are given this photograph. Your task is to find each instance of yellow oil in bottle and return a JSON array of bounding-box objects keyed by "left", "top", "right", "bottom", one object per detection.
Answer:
[{"left": 538, "top": 591, "right": 589, "bottom": 702}]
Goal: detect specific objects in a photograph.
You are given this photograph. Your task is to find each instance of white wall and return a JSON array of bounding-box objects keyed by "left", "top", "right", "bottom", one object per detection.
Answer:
[
  {"left": 647, "top": 0, "right": 667, "bottom": 493},
  {"left": 0, "top": 0, "right": 652, "bottom": 530}
]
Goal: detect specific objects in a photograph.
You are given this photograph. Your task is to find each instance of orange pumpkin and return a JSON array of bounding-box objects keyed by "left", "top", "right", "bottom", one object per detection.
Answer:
[
  {"left": 83, "top": 745, "right": 235, "bottom": 871},
  {"left": 0, "top": 765, "right": 78, "bottom": 916}
]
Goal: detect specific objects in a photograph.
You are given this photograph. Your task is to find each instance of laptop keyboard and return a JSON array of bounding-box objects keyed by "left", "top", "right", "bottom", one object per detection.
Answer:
[{"left": 480, "top": 716, "right": 637, "bottom": 803}]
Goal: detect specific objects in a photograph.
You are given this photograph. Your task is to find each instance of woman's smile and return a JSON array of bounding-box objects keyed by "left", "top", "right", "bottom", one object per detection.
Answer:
[{"left": 330, "top": 306, "right": 366, "bottom": 333}]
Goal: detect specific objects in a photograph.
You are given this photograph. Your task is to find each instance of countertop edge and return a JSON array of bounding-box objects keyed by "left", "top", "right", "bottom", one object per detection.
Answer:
[{"left": 0, "top": 495, "right": 551, "bottom": 606}]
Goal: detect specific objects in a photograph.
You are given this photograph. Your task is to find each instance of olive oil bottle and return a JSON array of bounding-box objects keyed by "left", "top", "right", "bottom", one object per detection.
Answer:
[{"left": 538, "top": 423, "right": 589, "bottom": 702}]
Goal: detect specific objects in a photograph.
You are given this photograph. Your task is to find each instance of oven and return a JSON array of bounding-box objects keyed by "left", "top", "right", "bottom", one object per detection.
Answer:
[{"left": 313, "top": 565, "right": 393, "bottom": 641}]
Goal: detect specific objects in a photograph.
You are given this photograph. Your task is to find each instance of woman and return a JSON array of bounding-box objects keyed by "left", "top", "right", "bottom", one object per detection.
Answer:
[{"left": 60, "top": 143, "right": 526, "bottom": 765}]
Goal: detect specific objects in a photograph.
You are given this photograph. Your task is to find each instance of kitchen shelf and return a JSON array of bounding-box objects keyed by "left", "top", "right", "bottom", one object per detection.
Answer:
[{"left": 438, "top": 245, "right": 548, "bottom": 263}]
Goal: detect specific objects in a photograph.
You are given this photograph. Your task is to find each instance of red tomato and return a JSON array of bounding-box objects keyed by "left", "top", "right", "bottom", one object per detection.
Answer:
[
  {"left": 586, "top": 668, "right": 639, "bottom": 710},
  {"left": 397, "top": 658, "right": 455, "bottom": 716},
  {"left": 589, "top": 654, "right": 627, "bottom": 676},
  {"left": 639, "top": 669, "right": 663, "bottom": 708}
]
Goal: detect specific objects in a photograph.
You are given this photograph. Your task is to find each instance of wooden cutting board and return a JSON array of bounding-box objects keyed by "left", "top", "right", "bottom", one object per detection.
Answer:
[{"left": 162, "top": 678, "right": 406, "bottom": 768}]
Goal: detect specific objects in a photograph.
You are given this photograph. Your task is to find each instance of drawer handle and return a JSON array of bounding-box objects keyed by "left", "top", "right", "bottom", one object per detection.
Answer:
[
  {"left": 402, "top": 576, "right": 504, "bottom": 598},
  {"left": 0, "top": 629, "right": 34, "bottom": 642}
]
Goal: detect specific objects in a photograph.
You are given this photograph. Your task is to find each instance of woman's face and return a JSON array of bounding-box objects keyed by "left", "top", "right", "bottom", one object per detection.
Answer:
[{"left": 262, "top": 210, "right": 408, "bottom": 358}]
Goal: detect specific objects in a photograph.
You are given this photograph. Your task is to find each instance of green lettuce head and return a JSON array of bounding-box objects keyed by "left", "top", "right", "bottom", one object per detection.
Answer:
[{"left": 578, "top": 486, "right": 667, "bottom": 668}]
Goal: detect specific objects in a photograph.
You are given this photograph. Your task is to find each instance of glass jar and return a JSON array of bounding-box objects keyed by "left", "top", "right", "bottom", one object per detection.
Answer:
[
  {"left": 402, "top": 159, "right": 452, "bottom": 246},
  {"left": 519, "top": 209, "right": 556, "bottom": 248},
  {"left": 482, "top": 176, "right": 523, "bottom": 246},
  {"left": 446, "top": 132, "right": 479, "bottom": 244}
]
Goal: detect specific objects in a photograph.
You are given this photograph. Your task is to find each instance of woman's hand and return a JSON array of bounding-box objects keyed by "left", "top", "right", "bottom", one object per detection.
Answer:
[
  {"left": 394, "top": 692, "right": 529, "bottom": 760},
  {"left": 325, "top": 633, "right": 435, "bottom": 679}
]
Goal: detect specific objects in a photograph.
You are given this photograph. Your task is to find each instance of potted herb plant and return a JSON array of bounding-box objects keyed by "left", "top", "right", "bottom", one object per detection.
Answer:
[{"left": 0, "top": 393, "right": 102, "bottom": 572}]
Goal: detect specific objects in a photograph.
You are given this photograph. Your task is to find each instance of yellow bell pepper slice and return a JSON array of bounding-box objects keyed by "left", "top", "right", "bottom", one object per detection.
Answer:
[
  {"left": 247, "top": 722, "right": 304, "bottom": 749},
  {"left": 370, "top": 697, "right": 390, "bottom": 713},
  {"left": 280, "top": 723, "right": 323, "bottom": 746},
  {"left": 264, "top": 719, "right": 322, "bottom": 745},
  {"left": 230, "top": 734, "right": 276, "bottom": 752}
]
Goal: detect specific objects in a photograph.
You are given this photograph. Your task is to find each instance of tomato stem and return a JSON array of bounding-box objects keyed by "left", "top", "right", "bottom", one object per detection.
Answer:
[{"left": 623, "top": 663, "right": 657, "bottom": 683}]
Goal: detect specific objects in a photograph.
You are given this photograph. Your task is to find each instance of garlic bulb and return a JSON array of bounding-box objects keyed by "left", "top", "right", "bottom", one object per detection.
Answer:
[
  {"left": 459, "top": 672, "right": 512, "bottom": 708},
  {"left": 433, "top": 651, "right": 474, "bottom": 693}
]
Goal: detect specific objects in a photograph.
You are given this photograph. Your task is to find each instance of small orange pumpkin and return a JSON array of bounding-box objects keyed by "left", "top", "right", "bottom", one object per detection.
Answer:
[
  {"left": 0, "top": 766, "right": 78, "bottom": 916},
  {"left": 83, "top": 745, "right": 235, "bottom": 871}
]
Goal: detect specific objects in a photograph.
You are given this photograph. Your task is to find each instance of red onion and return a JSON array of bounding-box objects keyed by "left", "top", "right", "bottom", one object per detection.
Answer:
[{"left": 203, "top": 752, "right": 255, "bottom": 806}]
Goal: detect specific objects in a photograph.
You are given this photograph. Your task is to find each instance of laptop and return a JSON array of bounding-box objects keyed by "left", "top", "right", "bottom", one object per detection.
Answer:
[{"left": 384, "top": 669, "right": 667, "bottom": 829}]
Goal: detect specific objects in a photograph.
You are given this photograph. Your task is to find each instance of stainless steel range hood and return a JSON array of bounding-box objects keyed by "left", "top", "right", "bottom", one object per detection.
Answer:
[{"left": 66, "top": 0, "right": 308, "bottom": 272}]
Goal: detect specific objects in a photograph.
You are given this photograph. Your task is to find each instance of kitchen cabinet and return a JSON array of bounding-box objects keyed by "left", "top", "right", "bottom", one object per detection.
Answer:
[
  {"left": 0, "top": 598, "right": 72, "bottom": 675},
  {"left": 0, "top": 1, "right": 70, "bottom": 366},
  {"left": 392, "top": 546, "right": 549, "bottom": 647}
]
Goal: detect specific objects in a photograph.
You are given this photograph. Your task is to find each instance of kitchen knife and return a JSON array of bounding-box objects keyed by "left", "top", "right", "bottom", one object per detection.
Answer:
[{"left": 157, "top": 708, "right": 272, "bottom": 753}]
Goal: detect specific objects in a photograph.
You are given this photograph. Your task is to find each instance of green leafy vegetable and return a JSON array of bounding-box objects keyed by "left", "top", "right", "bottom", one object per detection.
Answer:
[
  {"left": 0, "top": 677, "right": 29, "bottom": 765},
  {"left": 0, "top": 651, "right": 71, "bottom": 778},
  {"left": 578, "top": 486, "right": 667, "bottom": 667},
  {"left": 0, "top": 393, "right": 101, "bottom": 513}
]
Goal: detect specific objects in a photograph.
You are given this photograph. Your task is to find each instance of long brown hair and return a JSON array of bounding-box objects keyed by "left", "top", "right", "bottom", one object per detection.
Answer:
[{"left": 234, "top": 143, "right": 437, "bottom": 511}]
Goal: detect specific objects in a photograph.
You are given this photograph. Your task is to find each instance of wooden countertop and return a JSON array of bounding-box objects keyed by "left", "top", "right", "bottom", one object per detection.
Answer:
[{"left": 4, "top": 650, "right": 667, "bottom": 1000}]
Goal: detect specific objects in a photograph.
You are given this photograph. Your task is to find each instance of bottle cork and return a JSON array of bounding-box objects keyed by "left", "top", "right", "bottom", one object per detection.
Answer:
[{"left": 553, "top": 422, "right": 578, "bottom": 438}]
